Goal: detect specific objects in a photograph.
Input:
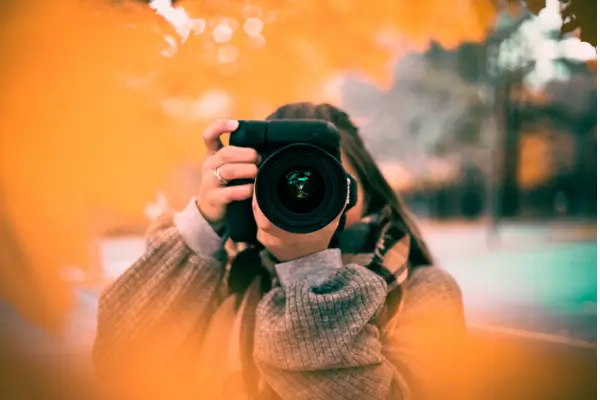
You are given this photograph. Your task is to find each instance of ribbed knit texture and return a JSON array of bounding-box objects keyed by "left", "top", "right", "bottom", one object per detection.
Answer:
[{"left": 92, "top": 203, "right": 465, "bottom": 400}]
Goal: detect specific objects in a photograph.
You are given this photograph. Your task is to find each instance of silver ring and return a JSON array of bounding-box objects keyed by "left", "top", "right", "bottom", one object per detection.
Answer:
[{"left": 212, "top": 166, "right": 229, "bottom": 186}]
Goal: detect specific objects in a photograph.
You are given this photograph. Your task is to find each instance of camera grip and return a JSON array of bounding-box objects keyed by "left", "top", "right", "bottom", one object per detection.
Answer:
[{"left": 225, "top": 178, "right": 257, "bottom": 243}]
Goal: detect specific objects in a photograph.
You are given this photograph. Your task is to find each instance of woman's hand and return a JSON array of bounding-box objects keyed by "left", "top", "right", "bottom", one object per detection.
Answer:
[
  {"left": 252, "top": 193, "right": 343, "bottom": 262},
  {"left": 196, "top": 118, "right": 340, "bottom": 260},
  {"left": 196, "top": 119, "right": 261, "bottom": 224}
]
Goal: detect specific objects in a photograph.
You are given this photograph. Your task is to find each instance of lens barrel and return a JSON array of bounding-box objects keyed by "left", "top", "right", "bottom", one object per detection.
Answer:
[{"left": 255, "top": 143, "right": 348, "bottom": 233}]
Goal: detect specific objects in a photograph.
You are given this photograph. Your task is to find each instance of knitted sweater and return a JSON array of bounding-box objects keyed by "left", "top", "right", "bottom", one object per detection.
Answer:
[{"left": 92, "top": 200, "right": 466, "bottom": 400}]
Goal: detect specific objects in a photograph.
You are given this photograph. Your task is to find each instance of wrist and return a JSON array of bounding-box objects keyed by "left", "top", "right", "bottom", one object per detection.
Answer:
[{"left": 175, "top": 199, "right": 224, "bottom": 256}]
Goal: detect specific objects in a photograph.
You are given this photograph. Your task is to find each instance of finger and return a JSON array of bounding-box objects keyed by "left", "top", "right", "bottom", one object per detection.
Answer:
[
  {"left": 202, "top": 119, "right": 239, "bottom": 154},
  {"left": 205, "top": 146, "right": 260, "bottom": 169},
  {"left": 216, "top": 163, "right": 258, "bottom": 182},
  {"left": 207, "top": 184, "right": 254, "bottom": 206}
]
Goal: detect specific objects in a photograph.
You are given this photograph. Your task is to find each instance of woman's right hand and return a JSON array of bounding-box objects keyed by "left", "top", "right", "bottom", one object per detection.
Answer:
[{"left": 196, "top": 119, "right": 261, "bottom": 224}]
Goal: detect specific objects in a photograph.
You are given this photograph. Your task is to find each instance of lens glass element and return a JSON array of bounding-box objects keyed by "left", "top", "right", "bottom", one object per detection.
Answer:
[{"left": 277, "top": 167, "right": 325, "bottom": 214}]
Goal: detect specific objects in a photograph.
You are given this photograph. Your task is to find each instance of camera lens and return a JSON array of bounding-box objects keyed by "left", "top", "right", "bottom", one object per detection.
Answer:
[
  {"left": 255, "top": 143, "right": 348, "bottom": 234},
  {"left": 277, "top": 167, "right": 325, "bottom": 214}
]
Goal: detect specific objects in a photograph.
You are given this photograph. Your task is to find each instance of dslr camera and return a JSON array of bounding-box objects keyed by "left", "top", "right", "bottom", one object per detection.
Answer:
[{"left": 226, "top": 120, "right": 357, "bottom": 243}]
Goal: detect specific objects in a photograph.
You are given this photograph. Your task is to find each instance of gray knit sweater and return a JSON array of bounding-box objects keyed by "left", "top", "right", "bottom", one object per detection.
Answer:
[{"left": 93, "top": 200, "right": 466, "bottom": 400}]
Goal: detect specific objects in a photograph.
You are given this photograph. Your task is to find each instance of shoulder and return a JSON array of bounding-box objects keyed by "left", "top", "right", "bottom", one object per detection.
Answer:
[
  {"left": 382, "top": 265, "right": 466, "bottom": 344},
  {"left": 146, "top": 210, "right": 176, "bottom": 237},
  {"left": 402, "top": 265, "right": 464, "bottom": 311},
  {"left": 406, "top": 265, "right": 461, "bottom": 294},
  {"left": 385, "top": 267, "right": 468, "bottom": 398}
]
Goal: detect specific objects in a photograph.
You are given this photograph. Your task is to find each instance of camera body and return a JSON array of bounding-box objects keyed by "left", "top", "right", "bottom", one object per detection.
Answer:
[{"left": 226, "top": 120, "right": 357, "bottom": 243}]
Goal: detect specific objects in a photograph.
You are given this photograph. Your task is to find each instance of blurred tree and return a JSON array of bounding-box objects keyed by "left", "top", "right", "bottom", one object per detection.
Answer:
[
  {"left": 457, "top": 42, "right": 487, "bottom": 83},
  {"left": 354, "top": 52, "right": 483, "bottom": 162},
  {"left": 341, "top": 0, "right": 596, "bottom": 219},
  {"left": 485, "top": 0, "right": 596, "bottom": 218}
]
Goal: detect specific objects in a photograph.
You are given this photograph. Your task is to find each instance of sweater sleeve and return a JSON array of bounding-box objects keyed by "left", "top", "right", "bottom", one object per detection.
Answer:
[
  {"left": 92, "top": 199, "right": 227, "bottom": 397},
  {"left": 253, "top": 249, "right": 406, "bottom": 400},
  {"left": 254, "top": 252, "right": 466, "bottom": 400}
]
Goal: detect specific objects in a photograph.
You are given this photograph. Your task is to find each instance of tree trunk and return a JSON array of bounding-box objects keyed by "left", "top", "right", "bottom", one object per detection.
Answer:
[{"left": 495, "top": 79, "right": 520, "bottom": 218}]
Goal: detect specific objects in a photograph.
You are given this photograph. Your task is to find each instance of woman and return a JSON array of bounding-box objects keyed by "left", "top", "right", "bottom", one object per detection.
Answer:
[{"left": 93, "top": 103, "right": 466, "bottom": 400}]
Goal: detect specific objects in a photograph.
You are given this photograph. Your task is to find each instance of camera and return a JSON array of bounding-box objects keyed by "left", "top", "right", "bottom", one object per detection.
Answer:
[{"left": 226, "top": 120, "right": 357, "bottom": 243}]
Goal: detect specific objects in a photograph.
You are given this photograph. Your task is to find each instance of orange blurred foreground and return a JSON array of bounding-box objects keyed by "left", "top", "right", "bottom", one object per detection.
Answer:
[{"left": 0, "top": 325, "right": 594, "bottom": 399}]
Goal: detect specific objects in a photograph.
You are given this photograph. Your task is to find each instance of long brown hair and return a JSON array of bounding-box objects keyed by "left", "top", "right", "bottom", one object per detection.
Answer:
[{"left": 266, "top": 102, "right": 434, "bottom": 268}]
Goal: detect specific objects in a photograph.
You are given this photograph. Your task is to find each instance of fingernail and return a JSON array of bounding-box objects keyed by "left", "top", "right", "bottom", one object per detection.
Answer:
[
  {"left": 228, "top": 120, "right": 239, "bottom": 131},
  {"left": 257, "top": 154, "right": 262, "bottom": 164}
]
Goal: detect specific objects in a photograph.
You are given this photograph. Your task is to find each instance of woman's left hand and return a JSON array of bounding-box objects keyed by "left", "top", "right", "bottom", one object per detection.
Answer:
[{"left": 252, "top": 193, "right": 342, "bottom": 262}]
